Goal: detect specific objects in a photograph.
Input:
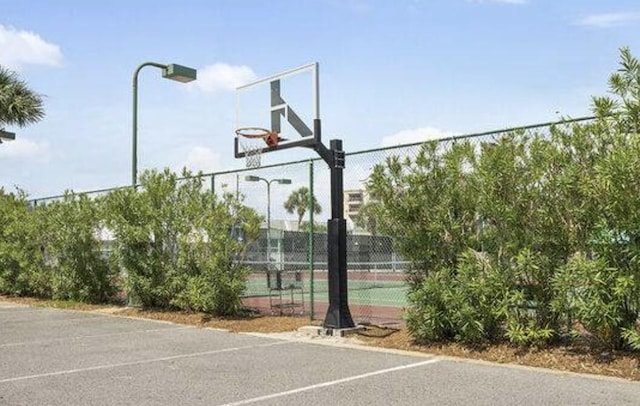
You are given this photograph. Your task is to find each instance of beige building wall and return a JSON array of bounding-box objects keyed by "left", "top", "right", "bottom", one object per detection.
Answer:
[{"left": 344, "top": 189, "right": 368, "bottom": 223}]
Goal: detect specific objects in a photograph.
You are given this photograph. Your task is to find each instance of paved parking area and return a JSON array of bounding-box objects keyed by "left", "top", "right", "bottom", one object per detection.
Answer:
[{"left": 1, "top": 301, "right": 639, "bottom": 405}]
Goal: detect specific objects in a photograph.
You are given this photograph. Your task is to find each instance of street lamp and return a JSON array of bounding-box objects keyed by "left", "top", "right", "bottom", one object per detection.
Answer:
[
  {"left": 245, "top": 175, "right": 292, "bottom": 287},
  {"left": 132, "top": 62, "right": 197, "bottom": 187},
  {"left": 0, "top": 130, "right": 15, "bottom": 144}
]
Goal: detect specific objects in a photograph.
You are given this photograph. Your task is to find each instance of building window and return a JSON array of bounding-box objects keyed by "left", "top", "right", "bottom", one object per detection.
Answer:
[{"left": 348, "top": 203, "right": 362, "bottom": 212}]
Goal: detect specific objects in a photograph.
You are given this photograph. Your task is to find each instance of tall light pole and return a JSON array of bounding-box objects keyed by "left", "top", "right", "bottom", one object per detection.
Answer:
[
  {"left": 245, "top": 175, "right": 292, "bottom": 287},
  {"left": 132, "top": 62, "right": 197, "bottom": 187}
]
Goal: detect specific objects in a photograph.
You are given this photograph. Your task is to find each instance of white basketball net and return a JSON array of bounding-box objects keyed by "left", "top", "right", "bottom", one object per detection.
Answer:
[{"left": 238, "top": 136, "right": 264, "bottom": 168}]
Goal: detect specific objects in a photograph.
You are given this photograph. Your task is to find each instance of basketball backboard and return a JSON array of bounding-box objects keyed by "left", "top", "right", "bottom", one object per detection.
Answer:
[
  {"left": 235, "top": 62, "right": 320, "bottom": 161},
  {"left": 0, "top": 130, "right": 16, "bottom": 143}
]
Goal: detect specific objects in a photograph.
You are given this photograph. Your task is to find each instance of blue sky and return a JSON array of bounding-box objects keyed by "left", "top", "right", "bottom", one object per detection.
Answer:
[{"left": 1, "top": 0, "right": 640, "bottom": 198}]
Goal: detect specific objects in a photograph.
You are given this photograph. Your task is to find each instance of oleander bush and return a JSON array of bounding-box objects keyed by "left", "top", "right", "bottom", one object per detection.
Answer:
[
  {"left": 39, "top": 192, "right": 116, "bottom": 303},
  {"left": 0, "top": 169, "right": 260, "bottom": 317},
  {"left": 0, "top": 189, "right": 47, "bottom": 297},
  {"left": 368, "top": 47, "right": 640, "bottom": 350},
  {"left": 103, "top": 169, "right": 260, "bottom": 315}
]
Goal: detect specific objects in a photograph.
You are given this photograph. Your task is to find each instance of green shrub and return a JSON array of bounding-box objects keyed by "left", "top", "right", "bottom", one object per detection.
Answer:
[
  {"left": 407, "top": 250, "right": 508, "bottom": 344},
  {"left": 104, "top": 169, "right": 260, "bottom": 315},
  {"left": 39, "top": 193, "right": 116, "bottom": 303},
  {"left": 504, "top": 249, "right": 556, "bottom": 346},
  {"left": 369, "top": 48, "right": 640, "bottom": 350},
  {"left": 169, "top": 189, "right": 260, "bottom": 315},
  {"left": 103, "top": 171, "right": 181, "bottom": 308},
  {"left": 553, "top": 253, "right": 639, "bottom": 349},
  {"left": 0, "top": 189, "right": 48, "bottom": 297}
]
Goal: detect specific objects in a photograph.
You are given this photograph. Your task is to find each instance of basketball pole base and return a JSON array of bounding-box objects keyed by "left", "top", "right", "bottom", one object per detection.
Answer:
[
  {"left": 320, "top": 138, "right": 355, "bottom": 330},
  {"left": 324, "top": 218, "right": 354, "bottom": 329}
]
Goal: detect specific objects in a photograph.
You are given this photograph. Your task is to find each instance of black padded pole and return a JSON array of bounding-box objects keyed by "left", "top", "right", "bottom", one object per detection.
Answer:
[{"left": 323, "top": 139, "right": 355, "bottom": 329}]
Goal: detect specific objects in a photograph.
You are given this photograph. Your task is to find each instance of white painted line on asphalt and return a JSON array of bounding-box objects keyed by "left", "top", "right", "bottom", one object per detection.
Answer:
[
  {"left": 0, "top": 308, "right": 55, "bottom": 314},
  {"left": 218, "top": 358, "right": 441, "bottom": 406},
  {"left": 0, "top": 326, "right": 191, "bottom": 348},
  {"left": 0, "top": 341, "right": 288, "bottom": 384},
  {"left": 0, "top": 305, "right": 68, "bottom": 311},
  {"left": 2, "top": 315, "right": 105, "bottom": 324},
  {"left": 0, "top": 306, "right": 32, "bottom": 311}
]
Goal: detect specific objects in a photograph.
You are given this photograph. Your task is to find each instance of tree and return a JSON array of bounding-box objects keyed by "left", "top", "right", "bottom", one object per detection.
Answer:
[
  {"left": 284, "top": 187, "right": 321, "bottom": 227},
  {"left": 0, "top": 66, "right": 45, "bottom": 133},
  {"left": 299, "top": 221, "right": 328, "bottom": 233},
  {"left": 354, "top": 201, "right": 382, "bottom": 235},
  {"left": 592, "top": 46, "right": 640, "bottom": 134}
]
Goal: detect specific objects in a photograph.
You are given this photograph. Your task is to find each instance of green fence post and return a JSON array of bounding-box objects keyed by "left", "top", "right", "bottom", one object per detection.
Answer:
[{"left": 308, "top": 159, "right": 315, "bottom": 321}]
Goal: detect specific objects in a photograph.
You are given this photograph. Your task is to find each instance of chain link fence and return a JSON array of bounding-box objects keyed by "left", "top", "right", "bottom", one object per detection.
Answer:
[{"left": 28, "top": 117, "right": 594, "bottom": 326}]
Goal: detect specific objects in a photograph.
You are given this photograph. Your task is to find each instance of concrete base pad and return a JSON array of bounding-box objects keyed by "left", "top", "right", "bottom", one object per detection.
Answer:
[{"left": 298, "top": 325, "right": 365, "bottom": 337}]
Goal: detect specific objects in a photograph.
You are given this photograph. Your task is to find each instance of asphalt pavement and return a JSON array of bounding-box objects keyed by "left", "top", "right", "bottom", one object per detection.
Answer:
[{"left": 1, "top": 301, "right": 638, "bottom": 405}]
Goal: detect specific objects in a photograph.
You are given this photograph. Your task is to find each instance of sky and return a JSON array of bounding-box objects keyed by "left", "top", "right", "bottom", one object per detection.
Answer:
[{"left": 1, "top": 0, "right": 640, "bottom": 200}]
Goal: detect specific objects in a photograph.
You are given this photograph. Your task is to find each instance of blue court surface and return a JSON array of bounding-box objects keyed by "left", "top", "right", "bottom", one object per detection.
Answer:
[{"left": 1, "top": 300, "right": 639, "bottom": 406}]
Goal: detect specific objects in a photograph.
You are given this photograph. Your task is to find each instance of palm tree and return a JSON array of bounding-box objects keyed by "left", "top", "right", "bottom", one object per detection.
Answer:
[
  {"left": 284, "top": 187, "right": 321, "bottom": 227},
  {"left": 0, "top": 65, "right": 45, "bottom": 137}
]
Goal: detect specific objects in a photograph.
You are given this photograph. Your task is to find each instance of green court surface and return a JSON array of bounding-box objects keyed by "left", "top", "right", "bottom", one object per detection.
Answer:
[{"left": 244, "top": 275, "right": 408, "bottom": 307}]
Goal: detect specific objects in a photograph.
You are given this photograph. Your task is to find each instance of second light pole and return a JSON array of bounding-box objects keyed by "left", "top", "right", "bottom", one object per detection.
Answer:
[{"left": 245, "top": 175, "right": 292, "bottom": 288}]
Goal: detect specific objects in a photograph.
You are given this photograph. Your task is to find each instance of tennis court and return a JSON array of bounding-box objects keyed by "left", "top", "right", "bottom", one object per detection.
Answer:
[
  {"left": 244, "top": 270, "right": 407, "bottom": 306},
  {"left": 243, "top": 270, "right": 407, "bottom": 324},
  {"left": 2, "top": 300, "right": 639, "bottom": 406}
]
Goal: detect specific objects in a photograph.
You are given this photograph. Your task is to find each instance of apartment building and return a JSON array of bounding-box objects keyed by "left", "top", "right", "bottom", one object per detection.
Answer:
[{"left": 344, "top": 189, "right": 368, "bottom": 223}]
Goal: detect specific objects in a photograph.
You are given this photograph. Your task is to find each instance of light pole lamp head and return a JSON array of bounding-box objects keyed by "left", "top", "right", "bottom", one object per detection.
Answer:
[
  {"left": 162, "top": 64, "right": 197, "bottom": 83},
  {"left": 0, "top": 130, "right": 16, "bottom": 144},
  {"left": 245, "top": 175, "right": 261, "bottom": 182},
  {"left": 276, "top": 179, "right": 292, "bottom": 184}
]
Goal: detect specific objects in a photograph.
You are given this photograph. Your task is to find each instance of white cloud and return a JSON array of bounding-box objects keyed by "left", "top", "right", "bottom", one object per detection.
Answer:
[
  {"left": 467, "top": 0, "right": 527, "bottom": 4},
  {"left": 381, "top": 127, "right": 455, "bottom": 147},
  {"left": 178, "top": 146, "right": 222, "bottom": 174},
  {"left": 190, "top": 63, "right": 257, "bottom": 93},
  {"left": 575, "top": 12, "right": 640, "bottom": 28},
  {"left": 0, "top": 25, "right": 63, "bottom": 70},
  {"left": 0, "top": 139, "right": 50, "bottom": 162}
]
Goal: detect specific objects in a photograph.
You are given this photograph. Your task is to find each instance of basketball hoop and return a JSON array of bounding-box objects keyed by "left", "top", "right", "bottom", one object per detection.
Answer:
[{"left": 235, "top": 127, "right": 281, "bottom": 168}]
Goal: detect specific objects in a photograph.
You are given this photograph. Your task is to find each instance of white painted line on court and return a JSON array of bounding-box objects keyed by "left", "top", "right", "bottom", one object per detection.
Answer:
[
  {"left": 0, "top": 341, "right": 288, "bottom": 384},
  {"left": 218, "top": 358, "right": 441, "bottom": 406},
  {"left": 0, "top": 326, "right": 191, "bottom": 348}
]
